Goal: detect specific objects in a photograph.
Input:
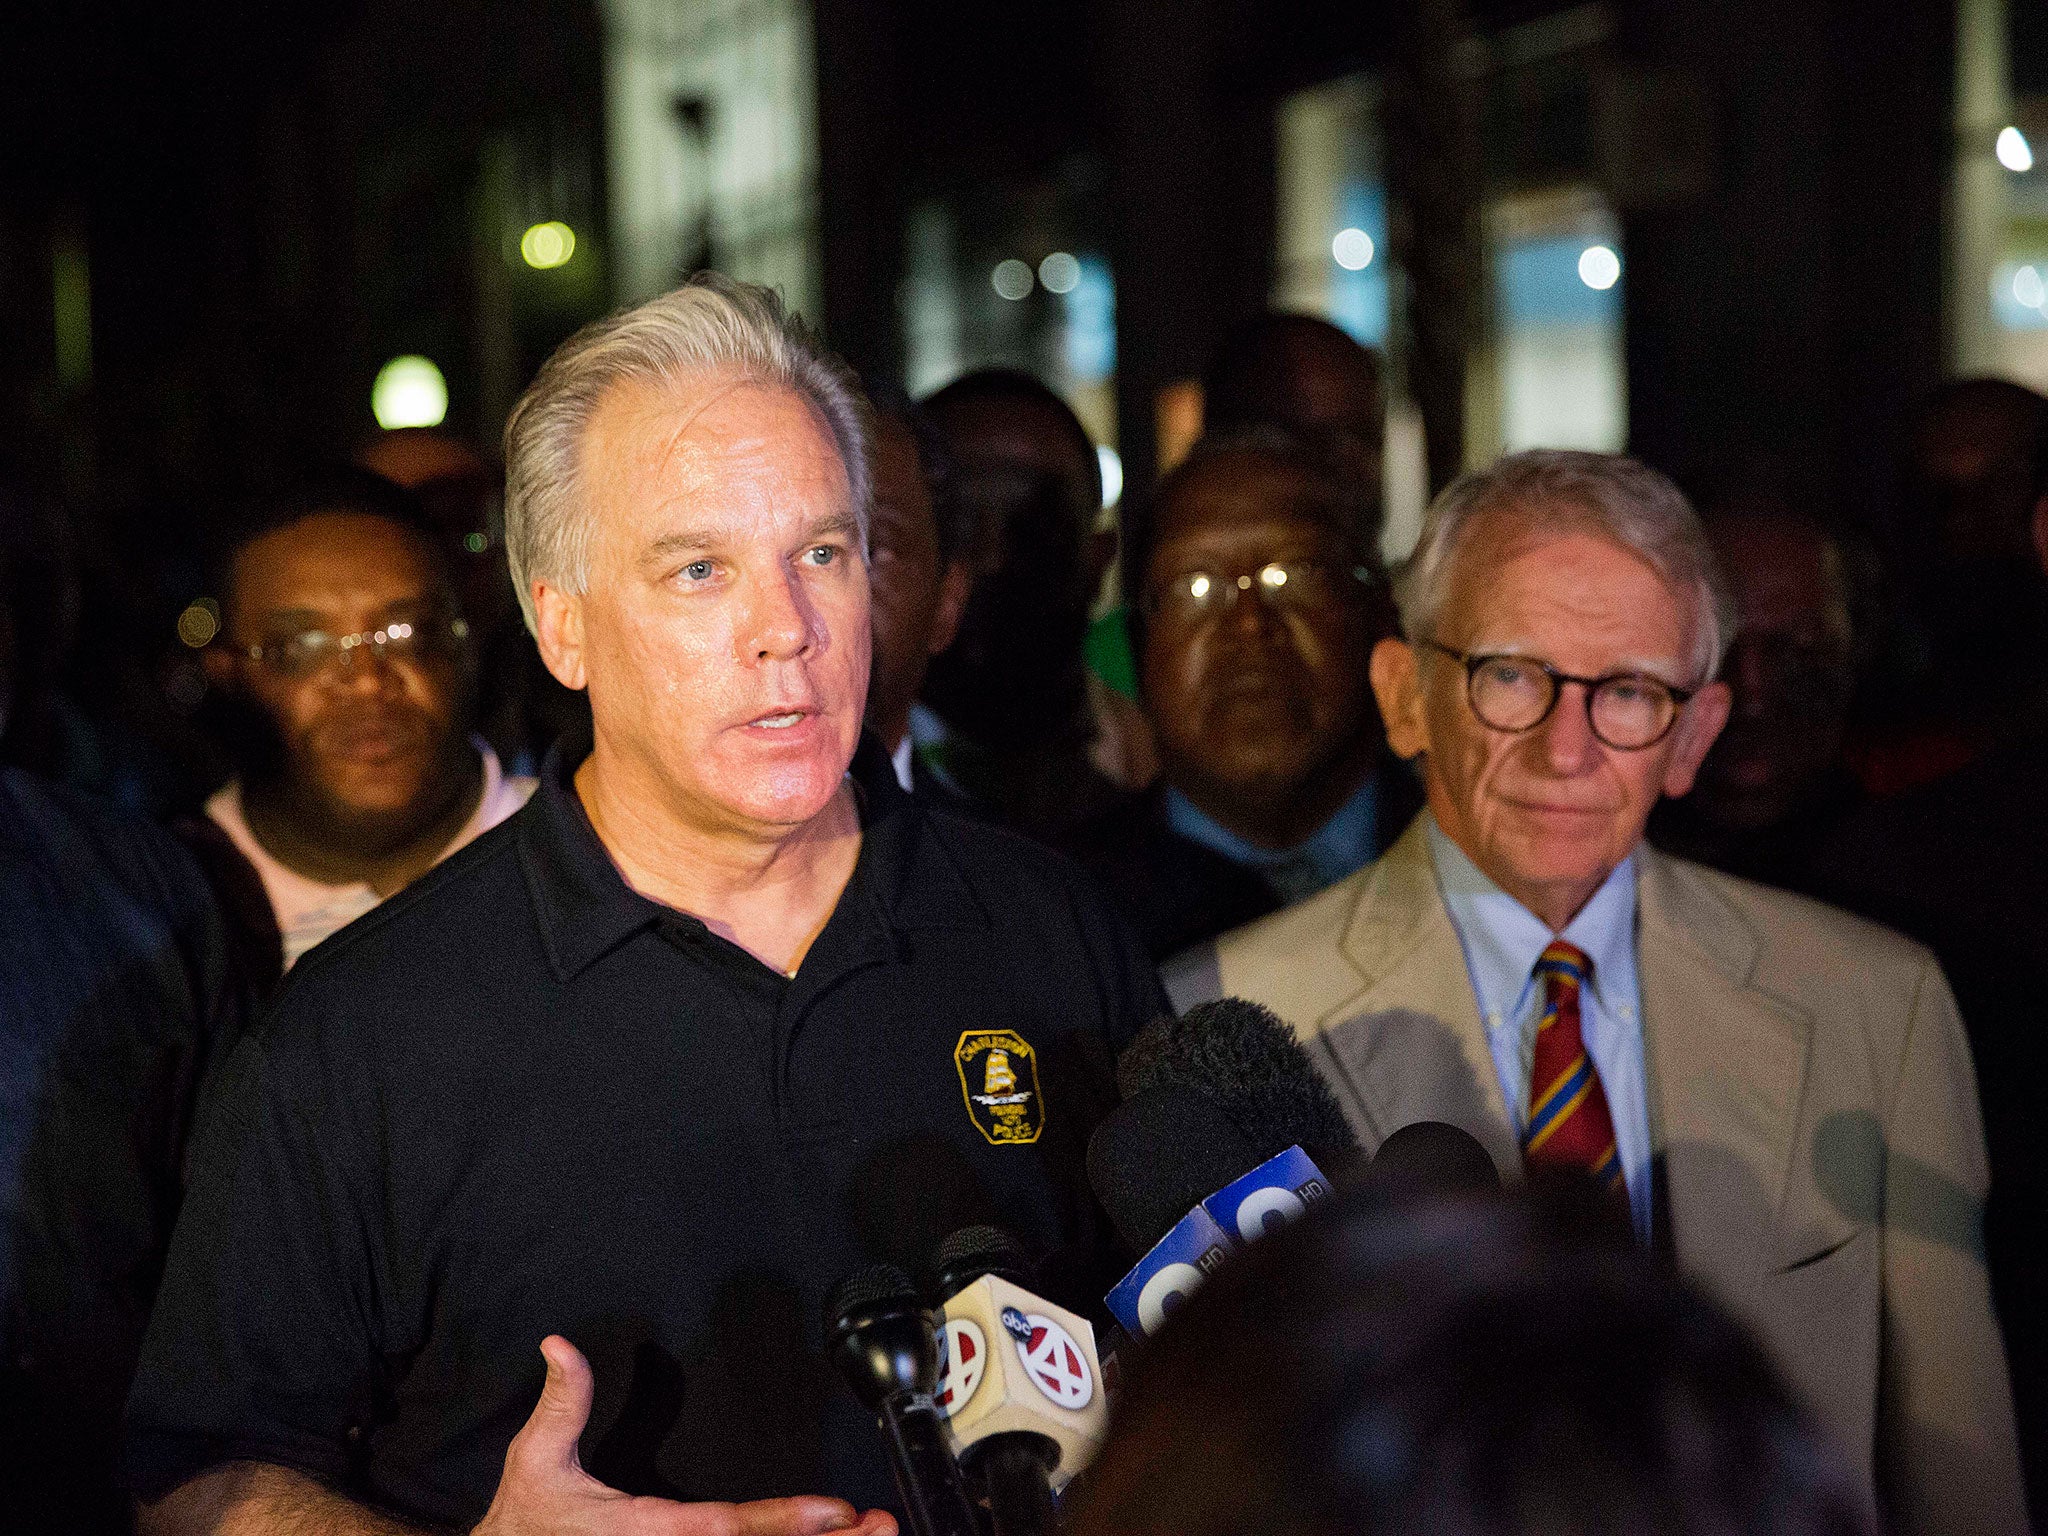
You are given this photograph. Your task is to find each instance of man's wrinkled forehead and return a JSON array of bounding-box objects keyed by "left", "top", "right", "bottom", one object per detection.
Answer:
[
  {"left": 1439, "top": 501, "right": 1698, "bottom": 650},
  {"left": 588, "top": 372, "right": 851, "bottom": 529}
]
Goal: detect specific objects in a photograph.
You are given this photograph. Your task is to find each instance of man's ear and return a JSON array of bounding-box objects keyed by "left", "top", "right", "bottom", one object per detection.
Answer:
[
  {"left": 927, "top": 559, "right": 973, "bottom": 659},
  {"left": 531, "top": 582, "right": 589, "bottom": 693},
  {"left": 1369, "top": 637, "right": 1430, "bottom": 760},
  {"left": 1662, "top": 679, "right": 1732, "bottom": 798}
]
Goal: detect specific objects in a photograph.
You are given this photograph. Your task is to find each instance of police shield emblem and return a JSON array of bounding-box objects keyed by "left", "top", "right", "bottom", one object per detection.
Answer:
[{"left": 955, "top": 1029, "right": 1045, "bottom": 1145}]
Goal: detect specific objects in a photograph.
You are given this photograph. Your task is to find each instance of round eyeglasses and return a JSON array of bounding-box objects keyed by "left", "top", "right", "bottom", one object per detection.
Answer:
[
  {"left": 1418, "top": 639, "right": 1695, "bottom": 751},
  {"left": 1145, "top": 559, "right": 1372, "bottom": 625},
  {"left": 228, "top": 616, "right": 470, "bottom": 680}
]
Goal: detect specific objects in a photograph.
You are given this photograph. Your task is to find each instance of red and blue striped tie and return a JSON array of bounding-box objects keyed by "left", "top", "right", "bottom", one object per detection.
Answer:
[{"left": 1522, "top": 941, "right": 1623, "bottom": 1194}]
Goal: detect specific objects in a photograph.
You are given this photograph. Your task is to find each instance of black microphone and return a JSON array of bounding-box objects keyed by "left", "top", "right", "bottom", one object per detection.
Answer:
[
  {"left": 1116, "top": 998, "right": 1361, "bottom": 1175},
  {"left": 824, "top": 1264, "right": 982, "bottom": 1536},
  {"left": 1085, "top": 1084, "right": 1263, "bottom": 1257},
  {"left": 1359, "top": 1120, "right": 1503, "bottom": 1204}
]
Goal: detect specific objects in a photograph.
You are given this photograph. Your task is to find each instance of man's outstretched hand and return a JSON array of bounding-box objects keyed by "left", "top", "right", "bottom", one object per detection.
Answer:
[{"left": 473, "top": 1335, "right": 899, "bottom": 1536}]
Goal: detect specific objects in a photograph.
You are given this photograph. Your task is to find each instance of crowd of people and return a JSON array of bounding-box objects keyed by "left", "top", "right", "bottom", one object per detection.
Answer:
[{"left": 0, "top": 275, "right": 2042, "bottom": 1535}]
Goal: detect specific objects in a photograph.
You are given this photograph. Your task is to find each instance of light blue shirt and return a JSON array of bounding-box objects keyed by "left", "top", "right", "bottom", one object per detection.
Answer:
[
  {"left": 1425, "top": 816, "right": 1653, "bottom": 1242},
  {"left": 1164, "top": 773, "right": 1385, "bottom": 905}
]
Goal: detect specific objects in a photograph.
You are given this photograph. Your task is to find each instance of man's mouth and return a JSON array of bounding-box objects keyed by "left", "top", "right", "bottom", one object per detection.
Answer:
[{"left": 749, "top": 710, "right": 809, "bottom": 730}]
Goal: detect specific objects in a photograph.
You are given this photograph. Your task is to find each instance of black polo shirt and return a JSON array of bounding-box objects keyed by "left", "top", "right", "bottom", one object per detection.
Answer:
[{"left": 123, "top": 735, "right": 1160, "bottom": 1527}]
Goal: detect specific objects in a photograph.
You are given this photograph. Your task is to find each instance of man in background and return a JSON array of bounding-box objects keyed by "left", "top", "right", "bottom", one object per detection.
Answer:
[
  {"left": 1852, "top": 378, "right": 2048, "bottom": 793},
  {"left": 0, "top": 541, "right": 243, "bottom": 1536},
  {"left": 858, "top": 387, "right": 971, "bottom": 798},
  {"left": 1649, "top": 492, "right": 1859, "bottom": 893},
  {"left": 193, "top": 469, "right": 532, "bottom": 986},
  {"left": 1203, "top": 311, "right": 1387, "bottom": 554},
  {"left": 918, "top": 368, "right": 1150, "bottom": 837},
  {"left": 1071, "top": 430, "right": 1414, "bottom": 959}
]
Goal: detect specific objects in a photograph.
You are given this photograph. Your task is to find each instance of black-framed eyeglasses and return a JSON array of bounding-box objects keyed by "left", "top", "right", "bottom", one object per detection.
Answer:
[
  {"left": 1417, "top": 639, "right": 1696, "bottom": 751},
  {"left": 1143, "top": 559, "right": 1374, "bottom": 625},
  {"left": 227, "top": 616, "right": 470, "bottom": 681}
]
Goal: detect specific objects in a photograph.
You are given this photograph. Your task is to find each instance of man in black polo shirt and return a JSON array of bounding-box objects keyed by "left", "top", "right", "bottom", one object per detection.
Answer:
[{"left": 126, "top": 275, "right": 1161, "bottom": 1536}]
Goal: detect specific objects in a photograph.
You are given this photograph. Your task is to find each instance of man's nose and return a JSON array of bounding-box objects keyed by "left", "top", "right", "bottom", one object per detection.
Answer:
[
  {"left": 744, "top": 568, "right": 815, "bottom": 662},
  {"left": 329, "top": 645, "right": 401, "bottom": 693},
  {"left": 1532, "top": 682, "right": 1603, "bottom": 773},
  {"left": 1223, "top": 579, "right": 1287, "bottom": 640}
]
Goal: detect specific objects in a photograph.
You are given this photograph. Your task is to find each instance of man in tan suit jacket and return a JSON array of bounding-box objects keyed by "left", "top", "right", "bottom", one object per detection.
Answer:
[{"left": 1165, "top": 451, "right": 2026, "bottom": 1535}]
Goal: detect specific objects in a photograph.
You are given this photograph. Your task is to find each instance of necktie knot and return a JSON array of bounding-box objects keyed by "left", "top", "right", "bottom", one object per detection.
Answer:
[{"left": 1535, "top": 940, "right": 1591, "bottom": 992}]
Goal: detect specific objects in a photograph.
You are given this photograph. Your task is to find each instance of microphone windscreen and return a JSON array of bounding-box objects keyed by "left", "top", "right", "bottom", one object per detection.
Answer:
[
  {"left": 825, "top": 1263, "right": 924, "bottom": 1336},
  {"left": 1117, "top": 998, "right": 1358, "bottom": 1165},
  {"left": 1362, "top": 1120, "right": 1502, "bottom": 1202},
  {"left": 1086, "top": 1085, "right": 1262, "bottom": 1255},
  {"left": 933, "top": 1225, "right": 1034, "bottom": 1300}
]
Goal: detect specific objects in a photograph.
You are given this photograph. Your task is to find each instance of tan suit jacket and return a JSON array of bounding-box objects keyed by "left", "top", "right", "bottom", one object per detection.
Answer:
[{"left": 1162, "top": 816, "right": 2028, "bottom": 1536}]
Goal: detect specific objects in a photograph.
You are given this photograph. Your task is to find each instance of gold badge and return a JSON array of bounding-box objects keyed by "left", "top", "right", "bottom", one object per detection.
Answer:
[{"left": 955, "top": 1029, "right": 1045, "bottom": 1146}]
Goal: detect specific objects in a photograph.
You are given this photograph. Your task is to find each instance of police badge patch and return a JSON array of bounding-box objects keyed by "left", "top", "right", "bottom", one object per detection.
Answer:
[{"left": 954, "top": 1028, "right": 1045, "bottom": 1146}]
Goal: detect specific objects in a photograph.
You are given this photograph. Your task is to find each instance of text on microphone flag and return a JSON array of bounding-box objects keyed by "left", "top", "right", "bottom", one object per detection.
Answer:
[{"left": 1016, "top": 1314, "right": 1094, "bottom": 1409}]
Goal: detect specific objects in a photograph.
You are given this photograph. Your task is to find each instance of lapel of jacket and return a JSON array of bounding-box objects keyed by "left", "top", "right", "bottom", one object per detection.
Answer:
[
  {"left": 1636, "top": 849, "right": 1813, "bottom": 1279},
  {"left": 1308, "top": 818, "right": 1521, "bottom": 1172}
]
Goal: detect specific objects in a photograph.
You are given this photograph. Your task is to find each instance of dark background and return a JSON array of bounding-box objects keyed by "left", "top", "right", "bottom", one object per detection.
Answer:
[{"left": 0, "top": 0, "right": 2031, "bottom": 600}]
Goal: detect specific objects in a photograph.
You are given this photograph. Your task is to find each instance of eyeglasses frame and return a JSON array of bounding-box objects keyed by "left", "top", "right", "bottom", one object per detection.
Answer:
[
  {"left": 1414, "top": 637, "right": 1698, "bottom": 752},
  {"left": 1140, "top": 559, "right": 1378, "bottom": 622},
  {"left": 223, "top": 615, "right": 471, "bottom": 680}
]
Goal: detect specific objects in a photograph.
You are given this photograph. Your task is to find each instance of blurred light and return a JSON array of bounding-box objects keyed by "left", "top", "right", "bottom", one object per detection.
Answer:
[
  {"left": 992, "top": 259, "right": 1034, "bottom": 300},
  {"left": 520, "top": 221, "right": 577, "bottom": 269},
  {"left": 176, "top": 598, "right": 220, "bottom": 649},
  {"left": 1261, "top": 564, "right": 1287, "bottom": 589},
  {"left": 1332, "top": 227, "right": 1375, "bottom": 271},
  {"left": 1039, "top": 252, "right": 1081, "bottom": 294},
  {"left": 1188, "top": 574, "right": 1211, "bottom": 601},
  {"left": 372, "top": 356, "right": 449, "bottom": 430},
  {"left": 2016, "top": 265, "right": 2047, "bottom": 309},
  {"left": 1996, "top": 126, "right": 2034, "bottom": 173},
  {"left": 463, "top": 531, "right": 489, "bottom": 554},
  {"left": 1097, "top": 444, "right": 1123, "bottom": 508},
  {"left": 1578, "top": 244, "right": 1622, "bottom": 291}
]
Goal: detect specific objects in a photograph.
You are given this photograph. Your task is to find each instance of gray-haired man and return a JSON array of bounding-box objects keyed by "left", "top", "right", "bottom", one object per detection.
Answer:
[
  {"left": 1165, "top": 450, "right": 2026, "bottom": 1535},
  {"left": 124, "top": 277, "right": 1161, "bottom": 1535}
]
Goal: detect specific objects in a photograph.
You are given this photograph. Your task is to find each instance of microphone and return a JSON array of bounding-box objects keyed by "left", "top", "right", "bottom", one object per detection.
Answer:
[
  {"left": 1085, "top": 1084, "right": 1262, "bottom": 1258},
  {"left": 1360, "top": 1120, "right": 1503, "bottom": 1204},
  {"left": 930, "top": 1225, "right": 1107, "bottom": 1531},
  {"left": 1088, "top": 1086, "right": 1334, "bottom": 1341},
  {"left": 1088, "top": 999, "right": 1361, "bottom": 1342},
  {"left": 1117, "top": 999, "right": 1361, "bottom": 1174},
  {"left": 824, "top": 1264, "right": 982, "bottom": 1536}
]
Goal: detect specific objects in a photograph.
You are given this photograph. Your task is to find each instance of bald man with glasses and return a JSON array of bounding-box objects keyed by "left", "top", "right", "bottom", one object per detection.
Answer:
[
  {"left": 1068, "top": 429, "right": 1417, "bottom": 960},
  {"left": 193, "top": 470, "right": 535, "bottom": 987},
  {"left": 1164, "top": 451, "right": 2026, "bottom": 1536}
]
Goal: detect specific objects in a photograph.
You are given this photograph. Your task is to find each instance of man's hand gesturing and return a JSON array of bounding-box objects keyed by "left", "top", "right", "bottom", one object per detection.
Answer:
[{"left": 473, "top": 1336, "right": 899, "bottom": 1536}]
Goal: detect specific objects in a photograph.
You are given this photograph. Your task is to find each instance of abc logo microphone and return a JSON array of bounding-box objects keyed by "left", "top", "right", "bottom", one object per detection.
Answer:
[{"left": 930, "top": 1227, "right": 1106, "bottom": 1496}]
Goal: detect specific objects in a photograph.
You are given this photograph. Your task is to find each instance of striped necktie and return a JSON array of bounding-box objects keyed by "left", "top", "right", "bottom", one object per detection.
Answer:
[{"left": 1523, "top": 941, "right": 1623, "bottom": 1193}]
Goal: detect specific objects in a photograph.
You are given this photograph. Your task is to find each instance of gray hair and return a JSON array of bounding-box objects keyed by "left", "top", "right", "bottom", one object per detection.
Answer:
[
  {"left": 1393, "top": 449, "right": 1737, "bottom": 681},
  {"left": 502, "top": 272, "right": 871, "bottom": 633}
]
